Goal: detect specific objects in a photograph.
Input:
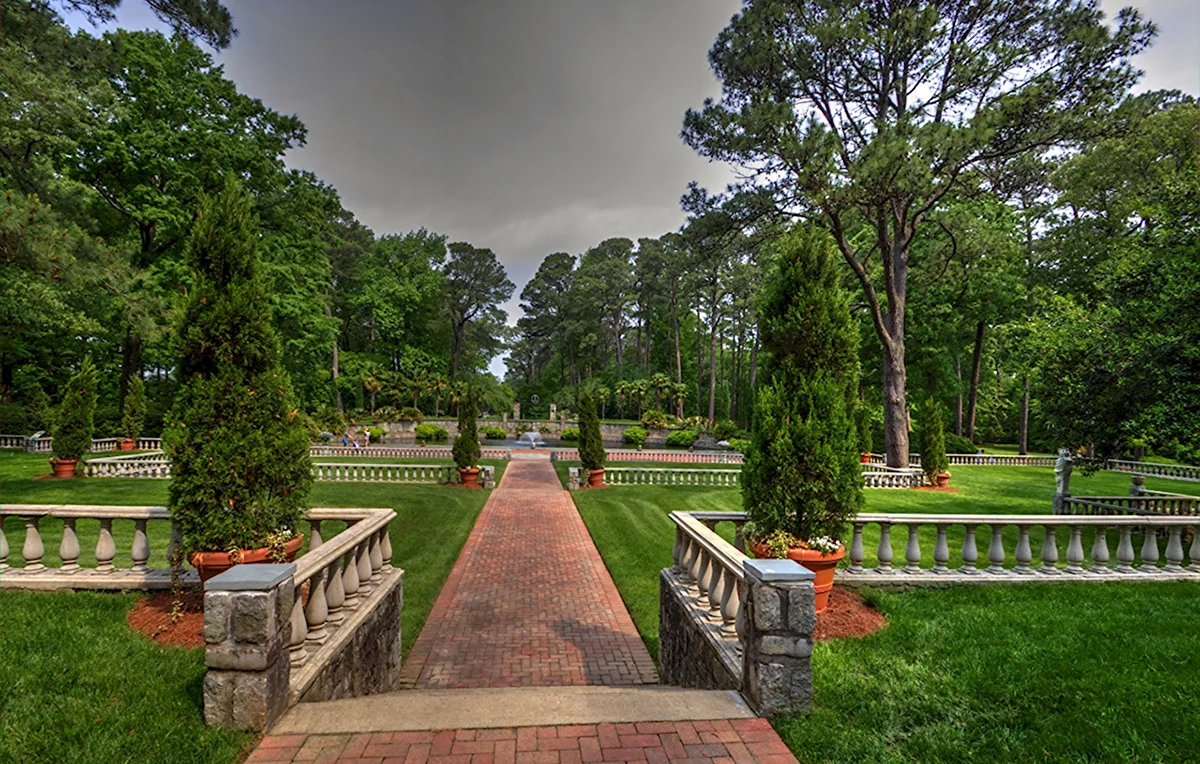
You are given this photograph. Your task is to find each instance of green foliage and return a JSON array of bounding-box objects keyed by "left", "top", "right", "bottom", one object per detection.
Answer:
[
  {"left": 944, "top": 432, "right": 976, "bottom": 455},
  {"left": 916, "top": 398, "right": 951, "bottom": 480},
  {"left": 52, "top": 358, "right": 97, "bottom": 461},
  {"left": 622, "top": 426, "right": 648, "bottom": 447},
  {"left": 414, "top": 423, "right": 447, "bottom": 442},
  {"left": 576, "top": 388, "right": 606, "bottom": 472},
  {"left": 711, "top": 420, "right": 739, "bottom": 441},
  {"left": 452, "top": 390, "right": 481, "bottom": 470},
  {"left": 482, "top": 425, "right": 507, "bottom": 440},
  {"left": 121, "top": 374, "right": 145, "bottom": 441},
  {"left": 164, "top": 179, "right": 311, "bottom": 554},
  {"left": 855, "top": 404, "right": 874, "bottom": 455},
  {"left": 727, "top": 438, "right": 751, "bottom": 453},
  {"left": 398, "top": 406, "right": 424, "bottom": 422},
  {"left": 665, "top": 429, "right": 698, "bottom": 448},
  {"left": 367, "top": 426, "right": 385, "bottom": 441},
  {"left": 561, "top": 427, "right": 580, "bottom": 442},
  {"left": 640, "top": 409, "right": 669, "bottom": 429},
  {"left": 742, "top": 229, "right": 863, "bottom": 546}
]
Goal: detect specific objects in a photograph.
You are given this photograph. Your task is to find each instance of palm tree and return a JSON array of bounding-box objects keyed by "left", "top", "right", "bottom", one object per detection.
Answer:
[
  {"left": 648, "top": 372, "right": 671, "bottom": 411},
  {"left": 429, "top": 375, "right": 449, "bottom": 417},
  {"left": 362, "top": 364, "right": 385, "bottom": 413},
  {"left": 595, "top": 385, "right": 611, "bottom": 419},
  {"left": 671, "top": 382, "right": 689, "bottom": 419},
  {"left": 614, "top": 380, "right": 633, "bottom": 419},
  {"left": 630, "top": 378, "right": 649, "bottom": 419}
]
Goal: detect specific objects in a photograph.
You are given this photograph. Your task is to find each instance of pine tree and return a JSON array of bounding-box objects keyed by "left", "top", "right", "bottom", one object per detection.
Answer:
[
  {"left": 452, "top": 388, "right": 481, "bottom": 471},
  {"left": 52, "top": 358, "right": 97, "bottom": 462},
  {"left": 916, "top": 398, "right": 950, "bottom": 483},
  {"left": 165, "top": 178, "right": 311, "bottom": 553},
  {"left": 122, "top": 374, "right": 145, "bottom": 442},
  {"left": 742, "top": 228, "right": 863, "bottom": 546},
  {"left": 577, "top": 388, "right": 606, "bottom": 473}
]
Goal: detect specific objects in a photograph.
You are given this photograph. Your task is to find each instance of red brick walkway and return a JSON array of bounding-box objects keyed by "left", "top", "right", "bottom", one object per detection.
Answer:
[
  {"left": 399, "top": 460, "right": 659, "bottom": 688},
  {"left": 250, "top": 718, "right": 797, "bottom": 764}
]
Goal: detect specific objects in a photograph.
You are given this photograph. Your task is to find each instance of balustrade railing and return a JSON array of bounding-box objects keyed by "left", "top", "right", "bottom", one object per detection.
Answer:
[
  {"left": 551, "top": 448, "right": 744, "bottom": 464},
  {"left": 1109, "top": 459, "right": 1200, "bottom": 483},
  {"left": 667, "top": 511, "right": 748, "bottom": 662},
  {"left": 309, "top": 445, "right": 512, "bottom": 461},
  {"left": 84, "top": 452, "right": 172, "bottom": 478},
  {"left": 591, "top": 467, "right": 741, "bottom": 488},
  {"left": 867, "top": 453, "right": 1056, "bottom": 467},
  {"left": 24, "top": 436, "right": 52, "bottom": 453},
  {"left": 2, "top": 435, "right": 163, "bottom": 453},
  {"left": 1059, "top": 496, "right": 1199, "bottom": 517},
  {"left": 862, "top": 469, "right": 925, "bottom": 489},
  {"left": 137, "top": 437, "right": 163, "bottom": 450},
  {"left": 0, "top": 434, "right": 25, "bottom": 449},
  {"left": 286, "top": 507, "right": 397, "bottom": 700},
  {"left": 312, "top": 462, "right": 494, "bottom": 487}
]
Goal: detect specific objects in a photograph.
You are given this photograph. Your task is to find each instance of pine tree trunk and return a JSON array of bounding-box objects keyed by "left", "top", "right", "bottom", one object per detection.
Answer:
[
  {"left": 966, "top": 320, "right": 985, "bottom": 440},
  {"left": 672, "top": 287, "right": 683, "bottom": 384},
  {"left": 954, "top": 354, "right": 963, "bottom": 436},
  {"left": 1019, "top": 375, "right": 1030, "bottom": 455}
]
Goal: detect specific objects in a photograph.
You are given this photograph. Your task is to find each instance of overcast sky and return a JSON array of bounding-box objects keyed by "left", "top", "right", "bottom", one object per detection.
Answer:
[{"left": 73, "top": 0, "right": 1199, "bottom": 375}]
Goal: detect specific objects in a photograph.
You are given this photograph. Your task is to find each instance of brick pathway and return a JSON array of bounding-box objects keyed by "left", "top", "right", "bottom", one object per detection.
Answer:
[
  {"left": 250, "top": 718, "right": 797, "bottom": 763},
  {"left": 399, "top": 460, "right": 659, "bottom": 688}
]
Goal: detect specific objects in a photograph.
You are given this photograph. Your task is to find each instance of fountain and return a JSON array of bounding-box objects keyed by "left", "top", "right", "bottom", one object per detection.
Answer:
[{"left": 517, "top": 431, "right": 545, "bottom": 449}]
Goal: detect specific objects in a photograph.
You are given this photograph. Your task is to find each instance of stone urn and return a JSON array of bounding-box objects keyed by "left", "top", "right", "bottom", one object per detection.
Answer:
[
  {"left": 49, "top": 458, "right": 78, "bottom": 479},
  {"left": 587, "top": 468, "right": 605, "bottom": 488},
  {"left": 935, "top": 472, "right": 951, "bottom": 489},
  {"left": 459, "top": 466, "right": 481, "bottom": 488},
  {"left": 189, "top": 535, "right": 302, "bottom": 584},
  {"left": 750, "top": 540, "right": 845, "bottom": 613}
]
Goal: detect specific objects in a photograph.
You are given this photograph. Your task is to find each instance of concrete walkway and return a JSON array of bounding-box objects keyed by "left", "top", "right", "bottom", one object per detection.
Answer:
[{"left": 399, "top": 459, "right": 658, "bottom": 688}]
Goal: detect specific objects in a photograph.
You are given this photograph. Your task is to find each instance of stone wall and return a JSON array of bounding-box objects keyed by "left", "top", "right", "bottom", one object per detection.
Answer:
[
  {"left": 298, "top": 571, "right": 403, "bottom": 703},
  {"left": 658, "top": 570, "right": 740, "bottom": 690}
]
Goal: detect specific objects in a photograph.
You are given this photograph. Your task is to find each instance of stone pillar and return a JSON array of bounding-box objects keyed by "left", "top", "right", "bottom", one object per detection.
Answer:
[
  {"left": 513, "top": 402, "right": 521, "bottom": 421},
  {"left": 203, "top": 564, "right": 295, "bottom": 731},
  {"left": 740, "top": 559, "right": 815, "bottom": 716}
]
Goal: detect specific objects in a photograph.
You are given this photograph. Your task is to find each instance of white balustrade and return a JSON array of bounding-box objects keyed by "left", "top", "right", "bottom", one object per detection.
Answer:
[
  {"left": 600, "top": 467, "right": 741, "bottom": 488},
  {"left": 1108, "top": 459, "right": 1200, "bottom": 483},
  {"left": 551, "top": 448, "right": 744, "bottom": 465},
  {"left": 862, "top": 468, "right": 925, "bottom": 489},
  {"left": 309, "top": 445, "right": 512, "bottom": 461},
  {"left": 1, "top": 434, "right": 27, "bottom": 449},
  {"left": 1060, "top": 496, "right": 1199, "bottom": 517},
  {"left": 85, "top": 456, "right": 495, "bottom": 487},
  {"left": 865, "top": 453, "right": 1057, "bottom": 467},
  {"left": 668, "top": 511, "right": 747, "bottom": 662}
]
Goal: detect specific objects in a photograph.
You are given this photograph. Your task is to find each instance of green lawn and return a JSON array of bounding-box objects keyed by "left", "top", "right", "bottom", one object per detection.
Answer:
[
  {"left": 570, "top": 471, "right": 1200, "bottom": 763},
  {"left": 0, "top": 448, "right": 487, "bottom": 764}
]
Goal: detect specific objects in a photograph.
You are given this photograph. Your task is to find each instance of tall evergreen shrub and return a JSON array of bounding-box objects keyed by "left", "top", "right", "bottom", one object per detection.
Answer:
[
  {"left": 452, "top": 389, "right": 481, "bottom": 470},
  {"left": 165, "top": 179, "right": 311, "bottom": 553},
  {"left": 122, "top": 374, "right": 145, "bottom": 441},
  {"left": 577, "top": 388, "right": 606, "bottom": 473},
  {"left": 52, "top": 358, "right": 97, "bottom": 461},
  {"left": 916, "top": 398, "right": 950, "bottom": 482},
  {"left": 742, "top": 229, "right": 863, "bottom": 547}
]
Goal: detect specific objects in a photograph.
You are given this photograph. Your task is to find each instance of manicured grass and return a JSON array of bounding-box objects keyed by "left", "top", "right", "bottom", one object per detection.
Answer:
[
  {"left": 0, "top": 590, "right": 252, "bottom": 764},
  {"left": 775, "top": 583, "right": 1200, "bottom": 763}
]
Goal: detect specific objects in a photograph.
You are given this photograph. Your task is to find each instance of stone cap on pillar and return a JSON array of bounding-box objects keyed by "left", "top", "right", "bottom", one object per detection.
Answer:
[
  {"left": 205, "top": 563, "right": 296, "bottom": 592},
  {"left": 742, "top": 558, "right": 814, "bottom": 583}
]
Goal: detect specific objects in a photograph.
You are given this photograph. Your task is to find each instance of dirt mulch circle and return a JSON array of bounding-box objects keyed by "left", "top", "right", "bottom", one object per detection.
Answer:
[
  {"left": 127, "top": 591, "right": 205, "bottom": 649},
  {"left": 814, "top": 587, "right": 887, "bottom": 641},
  {"left": 33, "top": 473, "right": 78, "bottom": 480},
  {"left": 912, "top": 484, "right": 959, "bottom": 493}
]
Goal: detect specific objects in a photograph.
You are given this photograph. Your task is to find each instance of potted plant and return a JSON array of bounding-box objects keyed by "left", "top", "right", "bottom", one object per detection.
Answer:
[
  {"left": 453, "top": 387, "right": 482, "bottom": 487},
  {"left": 119, "top": 374, "right": 145, "bottom": 451},
  {"left": 916, "top": 398, "right": 951, "bottom": 488},
  {"left": 49, "top": 359, "right": 97, "bottom": 478},
  {"left": 741, "top": 229, "right": 864, "bottom": 613},
  {"left": 164, "top": 179, "right": 311, "bottom": 582},
  {"left": 577, "top": 388, "right": 607, "bottom": 487}
]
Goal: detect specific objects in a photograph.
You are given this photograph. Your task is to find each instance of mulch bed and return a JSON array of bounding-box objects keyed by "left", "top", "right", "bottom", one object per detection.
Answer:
[
  {"left": 127, "top": 591, "right": 205, "bottom": 649},
  {"left": 814, "top": 587, "right": 887, "bottom": 641},
  {"left": 33, "top": 473, "right": 78, "bottom": 480},
  {"left": 912, "top": 484, "right": 960, "bottom": 493}
]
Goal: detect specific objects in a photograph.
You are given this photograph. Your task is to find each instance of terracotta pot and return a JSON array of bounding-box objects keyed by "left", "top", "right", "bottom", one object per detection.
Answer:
[
  {"left": 459, "top": 466, "right": 481, "bottom": 488},
  {"left": 749, "top": 540, "right": 845, "bottom": 613},
  {"left": 936, "top": 472, "right": 951, "bottom": 489},
  {"left": 118, "top": 438, "right": 136, "bottom": 452},
  {"left": 588, "top": 468, "right": 606, "bottom": 488},
  {"left": 189, "top": 535, "right": 303, "bottom": 584},
  {"left": 49, "top": 458, "right": 78, "bottom": 478},
  {"left": 860, "top": 453, "right": 872, "bottom": 464}
]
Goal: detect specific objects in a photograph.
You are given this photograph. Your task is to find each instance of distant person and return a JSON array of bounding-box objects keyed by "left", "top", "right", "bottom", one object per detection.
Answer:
[
  {"left": 342, "top": 431, "right": 349, "bottom": 447},
  {"left": 364, "top": 429, "right": 371, "bottom": 447}
]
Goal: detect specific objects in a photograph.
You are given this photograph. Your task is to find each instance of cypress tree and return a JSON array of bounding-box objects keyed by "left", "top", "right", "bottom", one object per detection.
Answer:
[
  {"left": 916, "top": 398, "right": 950, "bottom": 483},
  {"left": 452, "top": 388, "right": 481, "bottom": 471},
  {"left": 577, "top": 388, "right": 606, "bottom": 473},
  {"left": 122, "top": 374, "right": 145, "bottom": 442},
  {"left": 165, "top": 178, "right": 311, "bottom": 553},
  {"left": 742, "top": 228, "right": 863, "bottom": 547},
  {"left": 52, "top": 358, "right": 97, "bottom": 462}
]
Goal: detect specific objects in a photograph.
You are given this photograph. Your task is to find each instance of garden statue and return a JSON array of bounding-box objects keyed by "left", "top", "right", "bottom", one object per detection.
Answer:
[
  {"left": 1053, "top": 448, "right": 1074, "bottom": 512},
  {"left": 513, "top": 402, "right": 521, "bottom": 420}
]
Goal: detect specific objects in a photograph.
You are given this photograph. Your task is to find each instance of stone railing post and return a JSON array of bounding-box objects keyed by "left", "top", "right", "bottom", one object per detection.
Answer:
[
  {"left": 740, "top": 559, "right": 816, "bottom": 716},
  {"left": 203, "top": 564, "right": 295, "bottom": 731}
]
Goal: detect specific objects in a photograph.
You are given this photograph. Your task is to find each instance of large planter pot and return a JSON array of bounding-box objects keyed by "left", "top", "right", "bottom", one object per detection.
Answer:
[
  {"left": 587, "top": 468, "right": 606, "bottom": 488},
  {"left": 118, "top": 438, "right": 136, "bottom": 452},
  {"left": 49, "top": 458, "right": 78, "bottom": 479},
  {"left": 935, "top": 472, "right": 951, "bottom": 489},
  {"left": 860, "top": 453, "right": 871, "bottom": 464},
  {"left": 750, "top": 540, "right": 845, "bottom": 613},
  {"left": 189, "top": 535, "right": 303, "bottom": 584},
  {"left": 459, "top": 467, "right": 481, "bottom": 488}
]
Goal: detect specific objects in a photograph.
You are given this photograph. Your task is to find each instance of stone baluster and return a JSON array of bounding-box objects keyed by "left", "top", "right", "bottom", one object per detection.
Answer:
[
  {"left": 131, "top": 519, "right": 150, "bottom": 572},
  {"left": 309, "top": 520, "right": 323, "bottom": 550},
  {"left": 96, "top": 518, "right": 116, "bottom": 573},
  {"left": 342, "top": 547, "right": 360, "bottom": 611},
  {"left": 325, "top": 556, "right": 346, "bottom": 627},
  {"left": 1140, "top": 529, "right": 1159, "bottom": 572},
  {"left": 903, "top": 524, "right": 921, "bottom": 573},
  {"left": 672, "top": 526, "right": 684, "bottom": 573},
  {"left": 369, "top": 531, "right": 383, "bottom": 583},
  {"left": 876, "top": 522, "right": 893, "bottom": 574},
  {"left": 961, "top": 525, "right": 978, "bottom": 574},
  {"left": 718, "top": 568, "right": 739, "bottom": 636},
  {"left": 380, "top": 527, "right": 392, "bottom": 573},
  {"left": 1090, "top": 527, "right": 1110, "bottom": 574},
  {"left": 695, "top": 548, "right": 712, "bottom": 607},
  {"left": 932, "top": 525, "right": 950, "bottom": 574},
  {"left": 847, "top": 523, "right": 865, "bottom": 574},
  {"left": 0, "top": 522, "right": 8, "bottom": 571},
  {"left": 1164, "top": 528, "right": 1185, "bottom": 572},
  {"left": 289, "top": 593, "right": 309, "bottom": 666},
  {"left": 706, "top": 565, "right": 725, "bottom": 621},
  {"left": 1014, "top": 525, "right": 1033, "bottom": 574},
  {"left": 356, "top": 540, "right": 372, "bottom": 596},
  {"left": 22, "top": 517, "right": 45, "bottom": 571},
  {"left": 686, "top": 537, "right": 703, "bottom": 590},
  {"left": 986, "top": 525, "right": 1007, "bottom": 574},
  {"left": 304, "top": 568, "right": 329, "bottom": 646},
  {"left": 1065, "top": 525, "right": 1085, "bottom": 574},
  {"left": 1040, "top": 525, "right": 1059, "bottom": 574},
  {"left": 1116, "top": 526, "right": 1136, "bottom": 573},
  {"left": 60, "top": 518, "right": 81, "bottom": 573}
]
